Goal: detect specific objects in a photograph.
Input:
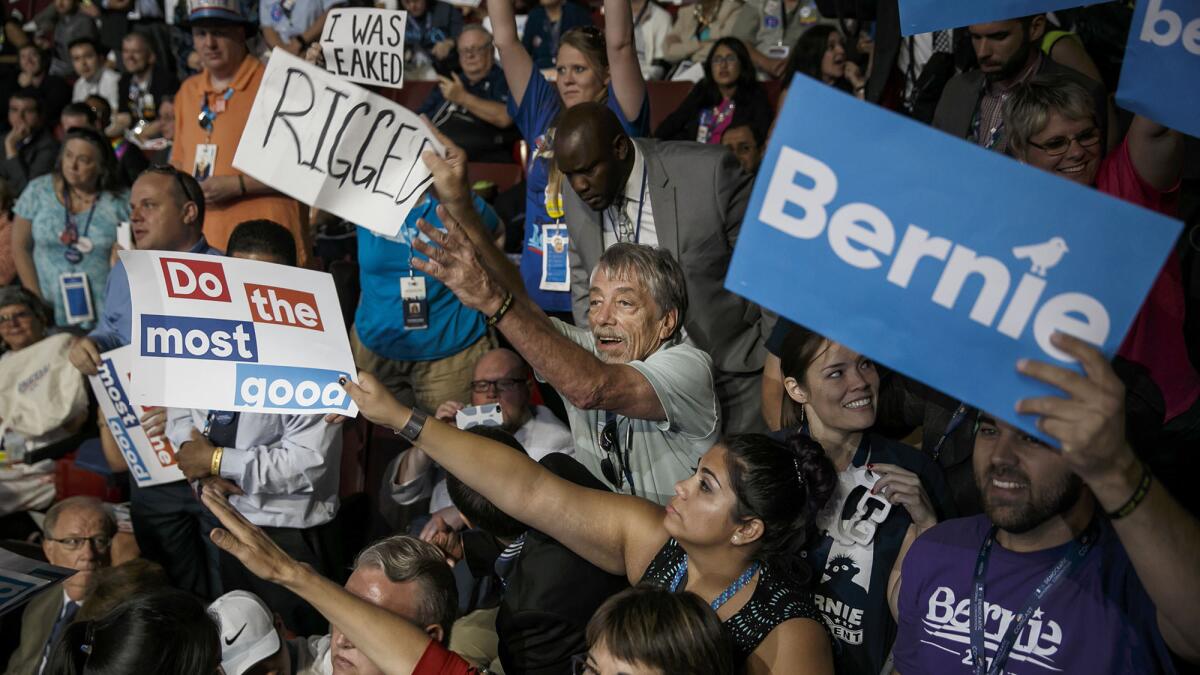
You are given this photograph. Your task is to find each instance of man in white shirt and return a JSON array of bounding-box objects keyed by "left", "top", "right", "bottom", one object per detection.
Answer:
[
  {"left": 389, "top": 347, "right": 573, "bottom": 534},
  {"left": 67, "top": 38, "right": 120, "bottom": 110},
  {"left": 4, "top": 497, "right": 115, "bottom": 675}
]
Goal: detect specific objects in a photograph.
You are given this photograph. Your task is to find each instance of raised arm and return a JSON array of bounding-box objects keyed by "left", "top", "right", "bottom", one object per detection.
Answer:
[
  {"left": 487, "top": 0, "right": 534, "bottom": 105},
  {"left": 412, "top": 213, "right": 668, "bottom": 420},
  {"left": 344, "top": 373, "right": 668, "bottom": 579},
  {"left": 204, "top": 490, "right": 432, "bottom": 675},
  {"left": 1016, "top": 333, "right": 1200, "bottom": 662},
  {"left": 1126, "top": 115, "right": 1184, "bottom": 193},
  {"left": 605, "top": 0, "right": 646, "bottom": 121}
]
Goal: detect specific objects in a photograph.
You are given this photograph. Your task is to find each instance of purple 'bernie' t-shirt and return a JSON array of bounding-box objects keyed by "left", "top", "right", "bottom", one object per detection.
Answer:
[{"left": 894, "top": 514, "right": 1175, "bottom": 674}]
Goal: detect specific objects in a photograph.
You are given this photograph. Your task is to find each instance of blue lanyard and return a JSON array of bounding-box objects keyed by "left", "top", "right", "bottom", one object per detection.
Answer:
[
  {"left": 608, "top": 164, "right": 648, "bottom": 243},
  {"left": 932, "top": 403, "right": 970, "bottom": 459},
  {"left": 970, "top": 519, "right": 1098, "bottom": 675}
]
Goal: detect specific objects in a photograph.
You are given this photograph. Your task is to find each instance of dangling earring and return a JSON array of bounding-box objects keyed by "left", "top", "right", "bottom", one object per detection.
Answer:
[{"left": 799, "top": 402, "right": 808, "bottom": 433}]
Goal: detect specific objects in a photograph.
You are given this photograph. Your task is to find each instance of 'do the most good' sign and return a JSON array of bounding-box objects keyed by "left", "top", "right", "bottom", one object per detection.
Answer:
[
  {"left": 725, "top": 77, "right": 1181, "bottom": 441},
  {"left": 234, "top": 49, "right": 444, "bottom": 238},
  {"left": 123, "top": 250, "right": 359, "bottom": 416}
]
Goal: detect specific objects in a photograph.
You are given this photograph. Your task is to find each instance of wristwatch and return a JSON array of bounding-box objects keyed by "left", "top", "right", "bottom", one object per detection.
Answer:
[{"left": 394, "top": 408, "right": 429, "bottom": 443}]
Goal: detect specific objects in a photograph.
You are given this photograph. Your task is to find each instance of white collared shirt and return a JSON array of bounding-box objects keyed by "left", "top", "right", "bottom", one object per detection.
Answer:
[{"left": 602, "top": 144, "right": 658, "bottom": 249}]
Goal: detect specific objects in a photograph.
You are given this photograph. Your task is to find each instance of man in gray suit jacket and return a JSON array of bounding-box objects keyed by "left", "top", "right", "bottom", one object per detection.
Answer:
[
  {"left": 554, "top": 103, "right": 768, "bottom": 433},
  {"left": 5, "top": 497, "right": 115, "bottom": 675},
  {"left": 932, "top": 14, "right": 1108, "bottom": 155}
]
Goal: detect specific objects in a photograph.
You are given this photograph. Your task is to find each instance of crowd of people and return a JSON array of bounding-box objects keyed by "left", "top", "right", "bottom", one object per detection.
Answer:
[{"left": 1, "top": 0, "right": 1199, "bottom": 673}]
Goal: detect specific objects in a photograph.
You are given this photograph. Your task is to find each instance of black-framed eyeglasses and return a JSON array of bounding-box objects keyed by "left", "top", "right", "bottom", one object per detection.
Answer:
[
  {"left": 0, "top": 309, "right": 33, "bottom": 326},
  {"left": 1027, "top": 126, "right": 1101, "bottom": 156},
  {"left": 470, "top": 378, "right": 526, "bottom": 394},
  {"left": 599, "top": 417, "right": 623, "bottom": 488},
  {"left": 45, "top": 535, "right": 113, "bottom": 551}
]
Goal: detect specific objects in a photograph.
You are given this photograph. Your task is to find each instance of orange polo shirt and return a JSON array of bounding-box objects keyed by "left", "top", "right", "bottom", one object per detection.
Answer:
[{"left": 172, "top": 54, "right": 311, "bottom": 266}]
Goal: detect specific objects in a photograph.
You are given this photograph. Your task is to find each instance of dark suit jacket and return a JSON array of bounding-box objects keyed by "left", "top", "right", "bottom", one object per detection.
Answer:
[
  {"left": 4, "top": 586, "right": 63, "bottom": 675},
  {"left": 931, "top": 56, "right": 1109, "bottom": 150},
  {"left": 563, "top": 138, "right": 766, "bottom": 374}
]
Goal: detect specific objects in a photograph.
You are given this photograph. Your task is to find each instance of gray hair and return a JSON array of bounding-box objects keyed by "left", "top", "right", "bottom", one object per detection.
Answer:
[
  {"left": 593, "top": 243, "right": 689, "bottom": 341},
  {"left": 1004, "top": 72, "right": 1097, "bottom": 158},
  {"left": 43, "top": 496, "right": 117, "bottom": 538},
  {"left": 458, "top": 23, "right": 493, "bottom": 45},
  {"left": 0, "top": 286, "right": 52, "bottom": 326},
  {"left": 352, "top": 535, "right": 458, "bottom": 643}
]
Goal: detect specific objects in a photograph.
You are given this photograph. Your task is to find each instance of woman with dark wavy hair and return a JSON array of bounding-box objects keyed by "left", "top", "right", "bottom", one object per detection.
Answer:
[
  {"left": 10, "top": 125, "right": 128, "bottom": 327},
  {"left": 774, "top": 322, "right": 954, "bottom": 674},
  {"left": 44, "top": 588, "right": 221, "bottom": 675},
  {"left": 338, "top": 373, "right": 839, "bottom": 673},
  {"left": 655, "top": 37, "right": 772, "bottom": 145},
  {"left": 783, "top": 24, "right": 867, "bottom": 98}
]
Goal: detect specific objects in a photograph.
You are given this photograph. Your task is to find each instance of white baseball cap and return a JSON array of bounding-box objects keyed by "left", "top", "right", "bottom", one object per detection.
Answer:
[{"left": 208, "top": 591, "right": 281, "bottom": 675}]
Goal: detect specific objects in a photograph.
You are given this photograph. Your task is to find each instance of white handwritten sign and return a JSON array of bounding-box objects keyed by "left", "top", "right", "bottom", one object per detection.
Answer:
[
  {"left": 88, "top": 346, "right": 187, "bottom": 487},
  {"left": 320, "top": 7, "right": 408, "bottom": 89},
  {"left": 233, "top": 49, "right": 444, "bottom": 237}
]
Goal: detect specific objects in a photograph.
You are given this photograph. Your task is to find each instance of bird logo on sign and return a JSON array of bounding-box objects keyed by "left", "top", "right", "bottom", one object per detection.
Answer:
[{"left": 1012, "top": 237, "right": 1069, "bottom": 277}]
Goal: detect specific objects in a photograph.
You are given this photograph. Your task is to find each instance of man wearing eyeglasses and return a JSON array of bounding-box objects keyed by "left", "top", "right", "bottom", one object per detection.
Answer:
[
  {"left": 388, "top": 347, "right": 572, "bottom": 533},
  {"left": 5, "top": 496, "right": 115, "bottom": 675},
  {"left": 417, "top": 25, "right": 518, "bottom": 164}
]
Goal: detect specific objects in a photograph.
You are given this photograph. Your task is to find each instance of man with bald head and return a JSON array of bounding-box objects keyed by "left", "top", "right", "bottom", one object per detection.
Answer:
[
  {"left": 388, "top": 347, "right": 573, "bottom": 532},
  {"left": 554, "top": 102, "right": 766, "bottom": 434}
]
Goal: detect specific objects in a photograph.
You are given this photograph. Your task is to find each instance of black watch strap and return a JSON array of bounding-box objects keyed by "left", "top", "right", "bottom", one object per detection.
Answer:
[{"left": 395, "top": 408, "right": 429, "bottom": 443}]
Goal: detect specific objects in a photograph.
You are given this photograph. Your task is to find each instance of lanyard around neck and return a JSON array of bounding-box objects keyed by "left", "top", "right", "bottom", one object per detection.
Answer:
[
  {"left": 607, "top": 162, "right": 649, "bottom": 243},
  {"left": 969, "top": 518, "right": 1099, "bottom": 675}
]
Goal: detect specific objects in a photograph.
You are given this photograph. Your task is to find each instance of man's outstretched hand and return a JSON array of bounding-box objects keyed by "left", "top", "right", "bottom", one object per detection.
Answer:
[{"left": 411, "top": 212, "right": 505, "bottom": 316}]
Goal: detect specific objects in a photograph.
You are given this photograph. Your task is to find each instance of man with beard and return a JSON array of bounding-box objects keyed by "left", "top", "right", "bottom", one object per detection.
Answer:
[
  {"left": 890, "top": 333, "right": 1200, "bottom": 673},
  {"left": 931, "top": 14, "right": 1107, "bottom": 155}
]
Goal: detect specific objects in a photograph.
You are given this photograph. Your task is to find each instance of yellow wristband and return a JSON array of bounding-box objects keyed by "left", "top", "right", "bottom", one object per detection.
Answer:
[{"left": 210, "top": 446, "right": 224, "bottom": 476}]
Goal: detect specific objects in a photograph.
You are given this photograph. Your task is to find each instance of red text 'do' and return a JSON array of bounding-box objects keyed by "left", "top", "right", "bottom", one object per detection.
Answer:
[
  {"left": 160, "top": 258, "right": 232, "bottom": 302},
  {"left": 244, "top": 284, "right": 324, "bottom": 331}
]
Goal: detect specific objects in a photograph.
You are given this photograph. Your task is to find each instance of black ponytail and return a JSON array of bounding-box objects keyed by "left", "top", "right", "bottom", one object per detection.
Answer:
[
  {"left": 724, "top": 433, "right": 837, "bottom": 583},
  {"left": 44, "top": 620, "right": 90, "bottom": 675}
]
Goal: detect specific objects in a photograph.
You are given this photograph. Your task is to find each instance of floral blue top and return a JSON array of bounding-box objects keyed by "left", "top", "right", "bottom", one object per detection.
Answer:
[{"left": 14, "top": 175, "right": 129, "bottom": 327}]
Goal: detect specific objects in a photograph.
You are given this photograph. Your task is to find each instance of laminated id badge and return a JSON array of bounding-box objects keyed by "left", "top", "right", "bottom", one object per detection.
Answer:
[
  {"left": 60, "top": 272, "right": 95, "bottom": 325},
  {"left": 539, "top": 223, "right": 570, "bottom": 291},
  {"left": 193, "top": 144, "right": 217, "bottom": 180},
  {"left": 401, "top": 276, "right": 429, "bottom": 330}
]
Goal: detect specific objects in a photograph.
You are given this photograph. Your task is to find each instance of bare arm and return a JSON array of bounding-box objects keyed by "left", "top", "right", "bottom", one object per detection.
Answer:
[
  {"left": 344, "top": 373, "right": 668, "bottom": 579},
  {"left": 204, "top": 490, "right": 432, "bottom": 675},
  {"left": 605, "top": 0, "right": 647, "bottom": 121},
  {"left": 1016, "top": 333, "right": 1200, "bottom": 662},
  {"left": 12, "top": 215, "right": 41, "bottom": 298},
  {"left": 487, "top": 0, "right": 534, "bottom": 105},
  {"left": 300, "top": 5, "right": 342, "bottom": 44},
  {"left": 744, "top": 617, "right": 834, "bottom": 675},
  {"left": 1126, "top": 115, "right": 1184, "bottom": 193},
  {"left": 261, "top": 25, "right": 289, "bottom": 50},
  {"left": 888, "top": 523, "right": 920, "bottom": 620}
]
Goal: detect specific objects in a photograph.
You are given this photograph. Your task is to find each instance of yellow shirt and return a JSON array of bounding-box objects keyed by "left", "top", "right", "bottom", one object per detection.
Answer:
[{"left": 172, "top": 55, "right": 311, "bottom": 266}]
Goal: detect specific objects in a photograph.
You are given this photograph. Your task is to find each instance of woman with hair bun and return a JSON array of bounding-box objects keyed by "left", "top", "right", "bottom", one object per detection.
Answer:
[
  {"left": 775, "top": 322, "right": 954, "bottom": 675},
  {"left": 43, "top": 588, "right": 221, "bottom": 675},
  {"left": 340, "top": 373, "right": 839, "bottom": 673}
]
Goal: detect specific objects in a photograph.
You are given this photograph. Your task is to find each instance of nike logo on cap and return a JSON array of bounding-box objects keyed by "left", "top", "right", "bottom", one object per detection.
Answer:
[{"left": 225, "top": 623, "right": 247, "bottom": 646}]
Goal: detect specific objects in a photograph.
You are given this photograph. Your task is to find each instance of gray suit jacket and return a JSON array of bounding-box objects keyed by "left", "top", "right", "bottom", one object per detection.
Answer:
[
  {"left": 4, "top": 586, "right": 64, "bottom": 675},
  {"left": 932, "top": 57, "right": 1109, "bottom": 150},
  {"left": 563, "top": 138, "right": 765, "bottom": 374}
]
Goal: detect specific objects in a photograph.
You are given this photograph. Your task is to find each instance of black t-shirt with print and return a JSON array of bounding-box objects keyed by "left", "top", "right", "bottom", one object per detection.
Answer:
[{"left": 779, "top": 430, "right": 955, "bottom": 675}]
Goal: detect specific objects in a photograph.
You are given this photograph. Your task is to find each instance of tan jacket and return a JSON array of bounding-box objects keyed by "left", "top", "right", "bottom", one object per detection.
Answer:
[
  {"left": 664, "top": 0, "right": 755, "bottom": 64},
  {"left": 4, "top": 587, "right": 64, "bottom": 675}
]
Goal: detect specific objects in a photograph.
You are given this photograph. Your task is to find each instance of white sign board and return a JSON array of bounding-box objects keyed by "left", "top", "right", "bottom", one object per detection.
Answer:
[
  {"left": 88, "top": 346, "right": 187, "bottom": 487},
  {"left": 122, "top": 250, "right": 359, "bottom": 416},
  {"left": 0, "top": 549, "right": 73, "bottom": 617},
  {"left": 233, "top": 49, "right": 444, "bottom": 237},
  {"left": 320, "top": 8, "right": 408, "bottom": 88}
]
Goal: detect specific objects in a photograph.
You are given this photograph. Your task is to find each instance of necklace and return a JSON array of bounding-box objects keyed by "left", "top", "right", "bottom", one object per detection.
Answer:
[
  {"left": 693, "top": 0, "right": 721, "bottom": 27},
  {"left": 668, "top": 553, "right": 761, "bottom": 612}
]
